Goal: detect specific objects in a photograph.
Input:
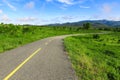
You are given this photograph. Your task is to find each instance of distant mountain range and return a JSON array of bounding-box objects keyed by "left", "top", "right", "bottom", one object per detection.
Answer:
[{"left": 49, "top": 20, "right": 120, "bottom": 27}]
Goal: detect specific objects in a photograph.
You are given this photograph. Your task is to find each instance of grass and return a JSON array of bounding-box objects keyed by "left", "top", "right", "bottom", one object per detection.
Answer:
[
  {"left": 0, "top": 24, "right": 102, "bottom": 53},
  {"left": 64, "top": 32, "right": 120, "bottom": 80}
]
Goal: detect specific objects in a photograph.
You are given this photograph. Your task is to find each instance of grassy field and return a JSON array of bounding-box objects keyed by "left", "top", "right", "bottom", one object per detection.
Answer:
[
  {"left": 0, "top": 24, "right": 101, "bottom": 53},
  {"left": 64, "top": 32, "right": 120, "bottom": 80}
]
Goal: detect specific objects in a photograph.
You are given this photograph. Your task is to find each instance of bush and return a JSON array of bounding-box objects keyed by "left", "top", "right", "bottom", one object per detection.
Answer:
[
  {"left": 107, "top": 72, "right": 116, "bottom": 80},
  {"left": 118, "top": 39, "right": 120, "bottom": 43},
  {"left": 83, "top": 23, "right": 91, "bottom": 29},
  {"left": 103, "top": 50, "right": 115, "bottom": 56},
  {"left": 93, "top": 34, "right": 100, "bottom": 39}
]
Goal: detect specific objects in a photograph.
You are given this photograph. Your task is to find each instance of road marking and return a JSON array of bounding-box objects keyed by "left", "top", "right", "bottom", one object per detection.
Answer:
[
  {"left": 45, "top": 42, "right": 48, "bottom": 45},
  {"left": 3, "top": 48, "right": 41, "bottom": 80}
]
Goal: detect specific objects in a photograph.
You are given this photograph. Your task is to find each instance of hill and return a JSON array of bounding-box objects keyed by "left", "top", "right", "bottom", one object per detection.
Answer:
[{"left": 49, "top": 20, "right": 120, "bottom": 27}]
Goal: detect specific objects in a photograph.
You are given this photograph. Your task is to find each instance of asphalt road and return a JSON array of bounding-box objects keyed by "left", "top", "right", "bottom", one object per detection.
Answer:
[{"left": 0, "top": 34, "right": 78, "bottom": 80}]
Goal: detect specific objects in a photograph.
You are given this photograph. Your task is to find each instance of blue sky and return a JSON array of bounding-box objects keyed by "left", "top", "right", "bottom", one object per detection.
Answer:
[{"left": 0, "top": 0, "right": 120, "bottom": 25}]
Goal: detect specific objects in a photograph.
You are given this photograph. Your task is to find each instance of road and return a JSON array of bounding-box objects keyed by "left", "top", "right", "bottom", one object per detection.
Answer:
[
  {"left": 0, "top": 34, "right": 79, "bottom": 80},
  {"left": 0, "top": 32, "right": 107, "bottom": 80}
]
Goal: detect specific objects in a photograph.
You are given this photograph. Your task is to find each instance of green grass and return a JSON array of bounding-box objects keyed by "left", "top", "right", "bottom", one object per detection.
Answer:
[
  {"left": 64, "top": 32, "right": 120, "bottom": 80},
  {"left": 0, "top": 24, "right": 101, "bottom": 53}
]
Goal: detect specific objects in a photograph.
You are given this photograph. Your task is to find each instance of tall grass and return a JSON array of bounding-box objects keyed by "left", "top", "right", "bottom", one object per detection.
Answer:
[
  {"left": 0, "top": 24, "right": 101, "bottom": 53},
  {"left": 64, "top": 32, "right": 120, "bottom": 80}
]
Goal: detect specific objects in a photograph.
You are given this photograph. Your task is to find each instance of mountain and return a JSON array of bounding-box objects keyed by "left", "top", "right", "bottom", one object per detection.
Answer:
[{"left": 49, "top": 20, "right": 120, "bottom": 27}]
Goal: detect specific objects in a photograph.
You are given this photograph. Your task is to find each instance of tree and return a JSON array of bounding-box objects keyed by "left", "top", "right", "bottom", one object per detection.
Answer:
[{"left": 83, "top": 22, "right": 91, "bottom": 29}]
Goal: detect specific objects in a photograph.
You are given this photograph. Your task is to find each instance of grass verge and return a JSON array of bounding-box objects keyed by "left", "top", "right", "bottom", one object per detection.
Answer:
[
  {"left": 0, "top": 25, "right": 102, "bottom": 53},
  {"left": 64, "top": 32, "right": 120, "bottom": 80}
]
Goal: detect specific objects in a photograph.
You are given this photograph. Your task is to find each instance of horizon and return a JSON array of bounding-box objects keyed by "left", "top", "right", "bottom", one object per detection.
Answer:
[
  {"left": 0, "top": 0, "right": 120, "bottom": 25},
  {"left": 1, "top": 19, "right": 120, "bottom": 26}
]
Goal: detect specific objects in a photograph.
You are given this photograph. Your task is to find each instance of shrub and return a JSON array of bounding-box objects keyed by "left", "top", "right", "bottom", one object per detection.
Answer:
[
  {"left": 103, "top": 50, "right": 115, "bottom": 56},
  {"left": 107, "top": 72, "right": 116, "bottom": 80},
  {"left": 93, "top": 34, "right": 100, "bottom": 39},
  {"left": 118, "top": 39, "right": 120, "bottom": 43}
]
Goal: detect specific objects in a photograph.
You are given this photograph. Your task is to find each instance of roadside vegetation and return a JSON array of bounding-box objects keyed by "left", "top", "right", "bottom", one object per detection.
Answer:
[
  {"left": 0, "top": 23, "right": 101, "bottom": 53},
  {"left": 64, "top": 32, "right": 120, "bottom": 80},
  {"left": 0, "top": 22, "right": 120, "bottom": 79}
]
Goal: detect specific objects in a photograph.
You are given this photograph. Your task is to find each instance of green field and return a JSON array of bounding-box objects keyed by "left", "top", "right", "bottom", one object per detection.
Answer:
[
  {"left": 64, "top": 32, "right": 120, "bottom": 80},
  {"left": 0, "top": 24, "right": 101, "bottom": 53}
]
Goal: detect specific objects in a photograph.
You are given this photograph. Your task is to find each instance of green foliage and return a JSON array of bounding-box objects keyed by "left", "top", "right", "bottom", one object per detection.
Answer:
[
  {"left": 93, "top": 34, "right": 100, "bottom": 39},
  {"left": 118, "top": 39, "right": 120, "bottom": 43},
  {"left": 113, "top": 28, "right": 120, "bottom": 32},
  {"left": 103, "top": 50, "right": 115, "bottom": 57},
  {"left": 64, "top": 32, "right": 120, "bottom": 80},
  {"left": 83, "top": 23, "right": 91, "bottom": 29},
  {"left": 0, "top": 23, "right": 101, "bottom": 53}
]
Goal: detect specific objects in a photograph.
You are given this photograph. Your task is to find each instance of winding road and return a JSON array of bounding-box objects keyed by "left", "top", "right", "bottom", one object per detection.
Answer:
[
  {"left": 0, "top": 33, "right": 107, "bottom": 80},
  {"left": 0, "top": 34, "right": 79, "bottom": 80}
]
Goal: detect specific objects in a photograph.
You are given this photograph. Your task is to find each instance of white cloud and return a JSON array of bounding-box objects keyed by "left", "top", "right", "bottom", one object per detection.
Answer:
[
  {"left": 47, "top": 0, "right": 89, "bottom": 5},
  {"left": 61, "top": 16, "right": 76, "bottom": 20},
  {"left": 0, "top": 9, "right": 3, "bottom": 14},
  {"left": 36, "top": 15, "right": 77, "bottom": 24},
  {"left": 25, "top": 1, "right": 35, "bottom": 9},
  {"left": 100, "top": 3, "right": 118, "bottom": 15},
  {"left": 43, "top": 15, "right": 77, "bottom": 24},
  {"left": 57, "top": 0, "right": 73, "bottom": 5},
  {"left": 1, "top": 14, "right": 11, "bottom": 21},
  {"left": 80, "top": 5, "right": 90, "bottom": 8},
  {"left": 60, "top": 4, "right": 69, "bottom": 9},
  {"left": 108, "top": 16, "right": 120, "bottom": 21},
  {"left": 18, "top": 17, "right": 38, "bottom": 22},
  {"left": 102, "top": 3, "right": 111, "bottom": 13},
  {"left": 46, "top": 0, "right": 90, "bottom": 10},
  {"left": 57, "top": 0, "right": 90, "bottom": 9},
  {"left": 89, "top": 14, "right": 103, "bottom": 20},
  {"left": 3, "top": 0, "right": 16, "bottom": 11}
]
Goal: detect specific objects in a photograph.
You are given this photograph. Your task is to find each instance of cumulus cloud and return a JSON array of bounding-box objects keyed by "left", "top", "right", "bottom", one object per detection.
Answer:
[
  {"left": 61, "top": 16, "right": 76, "bottom": 20},
  {"left": 25, "top": 1, "right": 35, "bottom": 9},
  {"left": 3, "top": 0, "right": 16, "bottom": 11},
  {"left": 100, "top": 3, "right": 118, "bottom": 15},
  {"left": 0, "top": 9, "right": 3, "bottom": 14},
  {"left": 89, "top": 14, "right": 103, "bottom": 20},
  {"left": 57, "top": 0, "right": 90, "bottom": 9},
  {"left": 44, "top": 15, "right": 77, "bottom": 23},
  {"left": 46, "top": 0, "right": 90, "bottom": 9},
  {"left": 102, "top": 3, "right": 111, "bottom": 13},
  {"left": 37, "top": 15, "right": 76, "bottom": 24},
  {"left": 58, "top": 0, "right": 74, "bottom": 9},
  {"left": 108, "top": 16, "right": 120, "bottom": 21},
  {"left": 18, "top": 17, "right": 38, "bottom": 22},
  {"left": 59, "top": 4, "right": 69, "bottom": 9},
  {"left": 46, "top": 0, "right": 89, "bottom": 5},
  {"left": 57, "top": 0, "right": 73, "bottom": 5},
  {"left": 57, "top": 0, "right": 89, "bottom": 5},
  {"left": 1, "top": 14, "right": 11, "bottom": 21}
]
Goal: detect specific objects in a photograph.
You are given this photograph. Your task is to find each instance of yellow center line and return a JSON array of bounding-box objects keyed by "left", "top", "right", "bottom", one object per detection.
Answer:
[
  {"left": 45, "top": 42, "right": 48, "bottom": 45},
  {"left": 4, "top": 48, "right": 41, "bottom": 80}
]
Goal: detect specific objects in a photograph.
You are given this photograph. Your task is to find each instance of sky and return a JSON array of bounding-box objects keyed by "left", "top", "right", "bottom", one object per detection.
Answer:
[{"left": 0, "top": 0, "right": 120, "bottom": 25}]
